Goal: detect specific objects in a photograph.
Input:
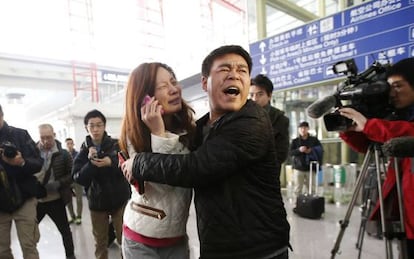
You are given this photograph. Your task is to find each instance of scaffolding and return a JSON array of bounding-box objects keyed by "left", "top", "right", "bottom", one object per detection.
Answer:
[
  {"left": 67, "top": 0, "right": 99, "bottom": 102},
  {"left": 135, "top": 0, "right": 165, "bottom": 61}
]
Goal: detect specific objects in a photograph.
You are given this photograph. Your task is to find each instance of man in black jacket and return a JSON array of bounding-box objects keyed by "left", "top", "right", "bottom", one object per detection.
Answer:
[
  {"left": 36, "top": 124, "right": 76, "bottom": 259},
  {"left": 0, "top": 104, "right": 43, "bottom": 259},
  {"left": 72, "top": 109, "right": 130, "bottom": 259},
  {"left": 290, "top": 121, "right": 323, "bottom": 198},
  {"left": 122, "top": 45, "right": 290, "bottom": 259},
  {"left": 250, "top": 74, "right": 290, "bottom": 173}
]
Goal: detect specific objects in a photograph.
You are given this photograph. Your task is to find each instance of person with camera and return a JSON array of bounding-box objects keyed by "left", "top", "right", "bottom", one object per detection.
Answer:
[
  {"left": 290, "top": 121, "right": 323, "bottom": 200},
  {"left": 339, "top": 57, "right": 414, "bottom": 258},
  {"left": 0, "top": 104, "right": 43, "bottom": 259},
  {"left": 72, "top": 109, "right": 131, "bottom": 259},
  {"left": 35, "top": 124, "right": 76, "bottom": 259}
]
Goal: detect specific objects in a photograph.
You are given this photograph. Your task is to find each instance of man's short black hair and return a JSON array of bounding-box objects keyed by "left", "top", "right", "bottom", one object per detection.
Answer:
[
  {"left": 387, "top": 57, "right": 414, "bottom": 89},
  {"left": 0, "top": 104, "right": 3, "bottom": 115},
  {"left": 201, "top": 45, "right": 252, "bottom": 77},
  {"left": 251, "top": 74, "right": 274, "bottom": 96},
  {"left": 84, "top": 109, "right": 106, "bottom": 125}
]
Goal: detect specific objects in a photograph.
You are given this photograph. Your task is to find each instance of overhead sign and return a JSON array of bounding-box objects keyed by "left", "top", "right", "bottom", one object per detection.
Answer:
[{"left": 249, "top": 0, "right": 414, "bottom": 90}]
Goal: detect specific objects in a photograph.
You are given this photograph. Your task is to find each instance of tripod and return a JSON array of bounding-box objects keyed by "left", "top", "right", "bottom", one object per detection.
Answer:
[
  {"left": 355, "top": 164, "right": 382, "bottom": 259},
  {"left": 330, "top": 143, "right": 407, "bottom": 259}
]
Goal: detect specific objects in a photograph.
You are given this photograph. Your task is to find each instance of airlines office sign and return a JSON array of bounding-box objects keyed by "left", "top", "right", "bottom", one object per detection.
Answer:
[{"left": 249, "top": 0, "right": 414, "bottom": 90}]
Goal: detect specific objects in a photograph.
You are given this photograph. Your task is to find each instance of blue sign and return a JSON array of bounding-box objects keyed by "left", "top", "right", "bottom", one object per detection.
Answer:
[{"left": 249, "top": 0, "right": 414, "bottom": 90}]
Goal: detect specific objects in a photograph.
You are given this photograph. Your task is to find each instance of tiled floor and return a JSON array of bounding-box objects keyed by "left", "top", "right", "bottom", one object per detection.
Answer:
[{"left": 10, "top": 195, "right": 401, "bottom": 259}]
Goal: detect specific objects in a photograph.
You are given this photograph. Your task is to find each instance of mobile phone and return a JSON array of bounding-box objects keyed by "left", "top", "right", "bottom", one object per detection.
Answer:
[
  {"left": 118, "top": 151, "right": 145, "bottom": 194},
  {"left": 118, "top": 151, "right": 128, "bottom": 164},
  {"left": 142, "top": 95, "right": 164, "bottom": 114},
  {"left": 142, "top": 95, "right": 152, "bottom": 106}
]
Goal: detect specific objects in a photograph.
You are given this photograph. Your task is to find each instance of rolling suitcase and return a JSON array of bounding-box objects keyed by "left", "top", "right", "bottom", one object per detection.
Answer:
[{"left": 295, "top": 161, "right": 325, "bottom": 219}]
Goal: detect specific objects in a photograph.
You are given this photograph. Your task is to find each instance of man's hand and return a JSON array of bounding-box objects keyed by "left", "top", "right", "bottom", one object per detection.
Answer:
[
  {"left": 90, "top": 156, "right": 111, "bottom": 167},
  {"left": 299, "top": 146, "right": 308, "bottom": 153},
  {"left": 1, "top": 151, "right": 25, "bottom": 166},
  {"left": 88, "top": 147, "right": 98, "bottom": 160}
]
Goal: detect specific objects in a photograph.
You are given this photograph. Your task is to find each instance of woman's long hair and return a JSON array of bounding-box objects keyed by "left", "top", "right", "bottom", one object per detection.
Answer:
[{"left": 119, "top": 62, "right": 195, "bottom": 155}]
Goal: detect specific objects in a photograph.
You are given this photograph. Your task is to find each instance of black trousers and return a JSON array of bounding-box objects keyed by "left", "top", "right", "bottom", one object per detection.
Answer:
[
  {"left": 406, "top": 238, "right": 414, "bottom": 259},
  {"left": 37, "top": 198, "right": 75, "bottom": 257}
]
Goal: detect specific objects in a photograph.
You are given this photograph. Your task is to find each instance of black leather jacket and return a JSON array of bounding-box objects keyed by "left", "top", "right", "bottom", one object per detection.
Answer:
[
  {"left": 72, "top": 133, "right": 130, "bottom": 211},
  {"left": 0, "top": 122, "right": 43, "bottom": 212},
  {"left": 132, "top": 100, "right": 290, "bottom": 259}
]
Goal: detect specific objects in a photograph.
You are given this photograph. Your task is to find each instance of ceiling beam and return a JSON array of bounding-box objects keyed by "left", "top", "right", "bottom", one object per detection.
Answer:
[{"left": 267, "top": 0, "right": 318, "bottom": 22}]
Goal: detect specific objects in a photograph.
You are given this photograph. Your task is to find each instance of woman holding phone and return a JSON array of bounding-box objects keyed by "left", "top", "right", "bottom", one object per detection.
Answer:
[{"left": 119, "top": 62, "right": 195, "bottom": 259}]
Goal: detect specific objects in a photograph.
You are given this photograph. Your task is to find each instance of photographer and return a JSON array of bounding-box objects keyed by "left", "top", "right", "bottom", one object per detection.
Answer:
[
  {"left": 72, "top": 109, "right": 130, "bottom": 259},
  {"left": 339, "top": 57, "right": 414, "bottom": 258},
  {"left": 0, "top": 104, "right": 43, "bottom": 259}
]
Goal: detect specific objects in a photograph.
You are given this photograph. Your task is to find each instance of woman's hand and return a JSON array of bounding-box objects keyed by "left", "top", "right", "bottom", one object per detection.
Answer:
[
  {"left": 121, "top": 155, "right": 135, "bottom": 184},
  {"left": 339, "top": 107, "right": 367, "bottom": 132},
  {"left": 141, "top": 96, "right": 165, "bottom": 137}
]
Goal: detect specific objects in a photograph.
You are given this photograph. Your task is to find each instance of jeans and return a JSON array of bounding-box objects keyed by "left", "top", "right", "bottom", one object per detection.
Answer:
[
  {"left": 122, "top": 236, "right": 189, "bottom": 259},
  {"left": 0, "top": 198, "right": 40, "bottom": 259}
]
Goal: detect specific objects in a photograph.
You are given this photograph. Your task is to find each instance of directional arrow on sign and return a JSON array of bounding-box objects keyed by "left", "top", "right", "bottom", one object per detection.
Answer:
[
  {"left": 260, "top": 54, "right": 266, "bottom": 65},
  {"left": 259, "top": 42, "right": 266, "bottom": 52}
]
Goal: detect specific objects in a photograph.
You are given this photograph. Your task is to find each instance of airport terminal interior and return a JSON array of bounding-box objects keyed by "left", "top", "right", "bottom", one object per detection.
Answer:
[
  {"left": 11, "top": 195, "right": 400, "bottom": 259},
  {"left": 1, "top": 0, "right": 413, "bottom": 258}
]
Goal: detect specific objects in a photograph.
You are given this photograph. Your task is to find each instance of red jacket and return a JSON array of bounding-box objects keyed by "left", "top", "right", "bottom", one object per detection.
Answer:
[{"left": 340, "top": 118, "right": 414, "bottom": 239}]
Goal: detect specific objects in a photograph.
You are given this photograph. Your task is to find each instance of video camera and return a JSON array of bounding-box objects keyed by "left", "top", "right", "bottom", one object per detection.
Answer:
[
  {"left": 308, "top": 59, "right": 393, "bottom": 131},
  {"left": 0, "top": 141, "right": 18, "bottom": 158}
]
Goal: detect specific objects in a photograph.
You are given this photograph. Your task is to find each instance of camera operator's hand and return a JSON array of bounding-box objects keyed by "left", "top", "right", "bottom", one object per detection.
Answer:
[
  {"left": 339, "top": 107, "right": 367, "bottom": 132},
  {"left": 1, "top": 151, "right": 25, "bottom": 167}
]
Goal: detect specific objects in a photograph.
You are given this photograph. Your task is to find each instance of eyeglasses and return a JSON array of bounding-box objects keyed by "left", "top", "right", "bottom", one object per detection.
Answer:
[{"left": 86, "top": 123, "right": 104, "bottom": 129}]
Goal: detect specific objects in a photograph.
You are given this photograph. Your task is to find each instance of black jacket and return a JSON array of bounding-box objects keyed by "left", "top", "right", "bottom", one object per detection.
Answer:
[
  {"left": 290, "top": 135, "right": 323, "bottom": 171},
  {"left": 37, "top": 140, "right": 73, "bottom": 205},
  {"left": 265, "top": 104, "right": 290, "bottom": 164},
  {"left": 133, "top": 100, "right": 290, "bottom": 259},
  {"left": 0, "top": 122, "right": 43, "bottom": 212},
  {"left": 72, "top": 133, "right": 130, "bottom": 211}
]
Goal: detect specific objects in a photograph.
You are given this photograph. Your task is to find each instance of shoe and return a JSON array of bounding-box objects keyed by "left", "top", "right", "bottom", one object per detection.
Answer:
[
  {"left": 293, "top": 207, "right": 297, "bottom": 214},
  {"left": 68, "top": 218, "right": 75, "bottom": 224},
  {"left": 74, "top": 216, "right": 81, "bottom": 225}
]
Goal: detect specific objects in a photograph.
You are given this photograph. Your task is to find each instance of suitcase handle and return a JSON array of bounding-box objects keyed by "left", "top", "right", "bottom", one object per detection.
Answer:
[{"left": 309, "top": 161, "right": 319, "bottom": 195}]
